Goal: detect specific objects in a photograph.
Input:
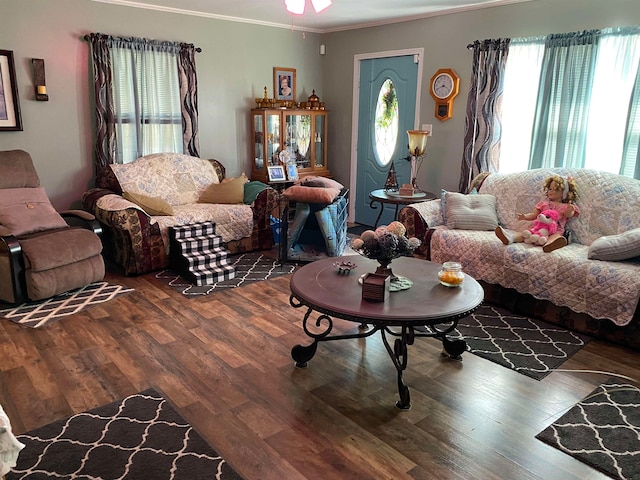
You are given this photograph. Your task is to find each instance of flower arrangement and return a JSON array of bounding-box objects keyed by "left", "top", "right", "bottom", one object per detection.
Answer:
[{"left": 351, "top": 221, "right": 421, "bottom": 263}]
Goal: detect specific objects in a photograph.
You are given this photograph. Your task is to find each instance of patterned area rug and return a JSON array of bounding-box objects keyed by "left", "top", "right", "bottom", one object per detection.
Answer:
[
  {"left": 0, "top": 282, "right": 134, "bottom": 328},
  {"left": 7, "top": 388, "right": 243, "bottom": 480},
  {"left": 452, "top": 304, "right": 591, "bottom": 380},
  {"left": 156, "top": 252, "right": 297, "bottom": 297},
  {"left": 536, "top": 381, "right": 640, "bottom": 480}
]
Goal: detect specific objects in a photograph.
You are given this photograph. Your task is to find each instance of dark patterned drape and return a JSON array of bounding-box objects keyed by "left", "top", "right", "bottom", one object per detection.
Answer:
[
  {"left": 86, "top": 33, "right": 200, "bottom": 167},
  {"left": 459, "top": 39, "right": 510, "bottom": 193},
  {"left": 87, "top": 33, "right": 116, "bottom": 171},
  {"left": 178, "top": 43, "right": 200, "bottom": 157}
]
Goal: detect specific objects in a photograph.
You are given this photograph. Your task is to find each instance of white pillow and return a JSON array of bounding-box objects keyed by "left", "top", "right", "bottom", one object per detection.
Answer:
[
  {"left": 587, "top": 228, "right": 640, "bottom": 261},
  {"left": 444, "top": 191, "right": 498, "bottom": 230}
]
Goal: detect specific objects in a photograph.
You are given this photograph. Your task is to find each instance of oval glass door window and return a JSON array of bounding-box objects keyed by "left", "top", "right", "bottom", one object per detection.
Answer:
[{"left": 374, "top": 79, "right": 399, "bottom": 166}]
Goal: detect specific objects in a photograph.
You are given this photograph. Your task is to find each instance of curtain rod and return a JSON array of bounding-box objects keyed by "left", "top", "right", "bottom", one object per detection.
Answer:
[{"left": 81, "top": 34, "right": 202, "bottom": 52}]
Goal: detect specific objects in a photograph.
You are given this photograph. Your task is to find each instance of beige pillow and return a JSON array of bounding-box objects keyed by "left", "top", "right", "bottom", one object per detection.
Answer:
[
  {"left": 123, "top": 192, "right": 174, "bottom": 216},
  {"left": 444, "top": 191, "right": 498, "bottom": 230},
  {"left": 199, "top": 174, "right": 247, "bottom": 204},
  {"left": 0, "top": 187, "right": 68, "bottom": 236},
  {"left": 587, "top": 228, "right": 640, "bottom": 261}
]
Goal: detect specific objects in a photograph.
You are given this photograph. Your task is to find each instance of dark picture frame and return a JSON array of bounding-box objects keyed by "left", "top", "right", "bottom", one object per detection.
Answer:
[
  {"left": 0, "top": 50, "right": 23, "bottom": 131},
  {"left": 273, "top": 67, "right": 296, "bottom": 101}
]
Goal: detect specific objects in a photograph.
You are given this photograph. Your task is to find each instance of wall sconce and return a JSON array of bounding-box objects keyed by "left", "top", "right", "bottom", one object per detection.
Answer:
[{"left": 31, "top": 58, "right": 49, "bottom": 101}]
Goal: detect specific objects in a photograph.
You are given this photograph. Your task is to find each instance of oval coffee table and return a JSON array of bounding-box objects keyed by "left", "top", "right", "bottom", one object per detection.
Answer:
[{"left": 289, "top": 255, "right": 484, "bottom": 409}]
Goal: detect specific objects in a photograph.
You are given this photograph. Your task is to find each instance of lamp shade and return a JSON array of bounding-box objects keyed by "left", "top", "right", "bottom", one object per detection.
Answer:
[{"left": 407, "top": 130, "right": 429, "bottom": 156}]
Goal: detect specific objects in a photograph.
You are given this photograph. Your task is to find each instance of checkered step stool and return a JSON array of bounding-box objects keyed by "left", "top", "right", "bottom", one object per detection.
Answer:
[{"left": 169, "top": 222, "right": 236, "bottom": 286}]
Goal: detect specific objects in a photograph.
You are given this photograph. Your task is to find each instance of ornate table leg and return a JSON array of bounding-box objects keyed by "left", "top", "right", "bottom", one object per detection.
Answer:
[
  {"left": 369, "top": 199, "right": 384, "bottom": 228},
  {"left": 381, "top": 325, "right": 414, "bottom": 410}
]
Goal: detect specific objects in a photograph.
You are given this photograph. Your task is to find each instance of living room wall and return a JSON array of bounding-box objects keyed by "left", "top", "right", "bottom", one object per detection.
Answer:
[
  {"left": 321, "top": 0, "right": 640, "bottom": 199},
  {"left": 2, "top": 0, "right": 639, "bottom": 213},
  {"left": 0, "top": 0, "right": 323, "bottom": 209}
]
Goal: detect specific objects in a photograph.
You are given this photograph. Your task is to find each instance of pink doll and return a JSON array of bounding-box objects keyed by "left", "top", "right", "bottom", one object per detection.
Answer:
[
  {"left": 495, "top": 175, "right": 579, "bottom": 253},
  {"left": 522, "top": 209, "right": 560, "bottom": 245}
]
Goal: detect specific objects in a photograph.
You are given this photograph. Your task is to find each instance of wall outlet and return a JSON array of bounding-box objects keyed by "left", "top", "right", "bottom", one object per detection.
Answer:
[{"left": 421, "top": 124, "right": 433, "bottom": 135}]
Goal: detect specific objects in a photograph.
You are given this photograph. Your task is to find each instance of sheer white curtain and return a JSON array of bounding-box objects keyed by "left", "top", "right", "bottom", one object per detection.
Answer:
[
  {"left": 498, "top": 27, "right": 640, "bottom": 178},
  {"left": 499, "top": 37, "right": 544, "bottom": 173},
  {"left": 111, "top": 39, "right": 182, "bottom": 164},
  {"left": 585, "top": 30, "right": 640, "bottom": 171}
]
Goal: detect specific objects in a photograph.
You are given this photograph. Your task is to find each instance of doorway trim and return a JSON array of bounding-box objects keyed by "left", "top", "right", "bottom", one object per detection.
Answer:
[{"left": 349, "top": 48, "right": 425, "bottom": 222}]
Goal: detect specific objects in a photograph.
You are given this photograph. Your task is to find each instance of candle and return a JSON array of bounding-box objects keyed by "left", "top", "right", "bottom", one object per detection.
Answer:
[{"left": 37, "top": 85, "right": 47, "bottom": 95}]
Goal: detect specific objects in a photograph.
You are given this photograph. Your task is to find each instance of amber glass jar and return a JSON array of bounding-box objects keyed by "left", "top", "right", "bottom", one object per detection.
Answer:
[{"left": 438, "top": 261, "right": 465, "bottom": 287}]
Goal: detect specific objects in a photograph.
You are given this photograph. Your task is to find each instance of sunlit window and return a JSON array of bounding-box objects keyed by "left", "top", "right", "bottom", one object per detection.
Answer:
[
  {"left": 374, "top": 79, "right": 398, "bottom": 166},
  {"left": 499, "top": 28, "right": 640, "bottom": 177}
]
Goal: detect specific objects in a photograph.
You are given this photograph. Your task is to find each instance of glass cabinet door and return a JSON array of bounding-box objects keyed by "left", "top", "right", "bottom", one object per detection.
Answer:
[
  {"left": 314, "top": 113, "right": 326, "bottom": 169},
  {"left": 253, "top": 114, "right": 264, "bottom": 170},
  {"left": 266, "top": 113, "right": 280, "bottom": 166},
  {"left": 286, "top": 113, "right": 311, "bottom": 169}
]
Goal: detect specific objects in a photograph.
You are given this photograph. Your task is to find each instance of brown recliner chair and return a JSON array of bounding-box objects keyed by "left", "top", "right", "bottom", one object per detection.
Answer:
[{"left": 0, "top": 150, "right": 105, "bottom": 304}]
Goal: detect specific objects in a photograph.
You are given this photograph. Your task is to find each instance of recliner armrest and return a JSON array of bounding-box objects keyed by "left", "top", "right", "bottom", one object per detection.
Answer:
[
  {"left": 0, "top": 232, "right": 25, "bottom": 304},
  {"left": 60, "top": 210, "right": 103, "bottom": 237}
]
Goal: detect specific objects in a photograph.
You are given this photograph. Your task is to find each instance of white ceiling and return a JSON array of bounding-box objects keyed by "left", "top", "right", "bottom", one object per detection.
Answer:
[{"left": 92, "top": 0, "right": 533, "bottom": 33}]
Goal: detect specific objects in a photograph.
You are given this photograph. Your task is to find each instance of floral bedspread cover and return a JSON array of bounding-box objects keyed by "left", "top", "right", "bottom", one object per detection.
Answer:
[{"left": 420, "top": 168, "right": 640, "bottom": 326}]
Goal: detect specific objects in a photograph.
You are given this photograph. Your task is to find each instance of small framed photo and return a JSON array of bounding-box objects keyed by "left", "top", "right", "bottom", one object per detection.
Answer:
[
  {"left": 273, "top": 67, "right": 296, "bottom": 101},
  {"left": 0, "top": 50, "right": 23, "bottom": 131},
  {"left": 286, "top": 164, "right": 298, "bottom": 181},
  {"left": 267, "top": 165, "right": 286, "bottom": 182}
]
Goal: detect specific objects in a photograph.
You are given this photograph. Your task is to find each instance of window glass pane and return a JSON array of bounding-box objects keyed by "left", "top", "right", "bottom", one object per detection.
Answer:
[{"left": 374, "top": 79, "right": 398, "bottom": 166}]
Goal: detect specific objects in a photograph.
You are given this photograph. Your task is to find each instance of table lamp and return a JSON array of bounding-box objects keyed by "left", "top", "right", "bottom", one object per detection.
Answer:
[{"left": 405, "top": 130, "right": 430, "bottom": 194}]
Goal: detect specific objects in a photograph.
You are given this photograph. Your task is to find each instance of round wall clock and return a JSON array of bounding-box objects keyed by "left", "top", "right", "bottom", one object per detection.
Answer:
[{"left": 429, "top": 68, "right": 460, "bottom": 121}]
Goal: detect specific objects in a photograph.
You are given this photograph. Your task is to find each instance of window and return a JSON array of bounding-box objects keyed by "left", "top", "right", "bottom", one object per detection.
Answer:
[
  {"left": 499, "top": 27, "right": 640, "bottom": 178},
  {"left": 110, "top": 40, "right": 183, "bottom": 164},
  {"left": 374, "top": 79, "right": 399, "bottom": 166}
]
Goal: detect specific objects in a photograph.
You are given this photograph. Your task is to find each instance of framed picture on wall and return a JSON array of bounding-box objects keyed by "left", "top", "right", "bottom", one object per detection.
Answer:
[
  {"left": 0, "top": 50, "right": 23, "bottom": 131},
  {"left": 267, "top": 165, "right": 286, "bottom": 182},
  {"left": 273, "top": 67, "right": 296, "bottom": 101}
]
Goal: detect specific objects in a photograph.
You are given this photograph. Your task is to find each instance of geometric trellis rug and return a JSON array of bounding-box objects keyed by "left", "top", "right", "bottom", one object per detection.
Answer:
[
  {"left": 0, "top": 281, "right": 134, "bottom": 328},
  {"left": 536, "top": 381, "right": 640, "bottom": 480},
  {"left": 451, "top": 304, "right": 591, "bottom": 380},
  {"left": 7, "top": 388, "right": 244, "bottom": 480},
  {"left": 155, "top": 252, "right": 297, "bottom": 297}
]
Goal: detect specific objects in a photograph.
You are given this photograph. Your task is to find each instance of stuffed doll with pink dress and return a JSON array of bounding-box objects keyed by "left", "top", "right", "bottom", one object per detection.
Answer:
[{"left": 495, "top": 175, "right": 579, "bottom": 253}]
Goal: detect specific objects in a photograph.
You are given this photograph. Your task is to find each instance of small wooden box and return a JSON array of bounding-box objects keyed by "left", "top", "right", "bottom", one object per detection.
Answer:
[
  {"left": 399, "top": 183, "right": 414, "bottom": 196},
  {"left": 362, "top": 273, "right": 390, "bottom": 302}
]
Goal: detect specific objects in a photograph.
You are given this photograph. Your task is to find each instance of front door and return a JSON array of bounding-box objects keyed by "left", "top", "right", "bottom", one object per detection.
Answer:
[{"left": 354, "top": 53, "right": 421, "bottom": 227}]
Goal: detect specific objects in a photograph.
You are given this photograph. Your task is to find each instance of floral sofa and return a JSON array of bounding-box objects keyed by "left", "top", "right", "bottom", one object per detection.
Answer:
[
  {"left": 82, "top": 153, "right": 278, "bottom": 275},
  {"left": 399, "top": 168, "right": 640, "bottom": 349}
]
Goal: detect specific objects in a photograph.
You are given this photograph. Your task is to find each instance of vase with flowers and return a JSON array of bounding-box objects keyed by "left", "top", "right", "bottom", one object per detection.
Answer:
[{"left": 351, "top": 221, "right": 421, "bottom": 280}]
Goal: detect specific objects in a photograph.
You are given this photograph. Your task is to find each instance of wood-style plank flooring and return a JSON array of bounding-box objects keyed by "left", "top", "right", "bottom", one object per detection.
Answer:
[{"left": 1, "top": 249, "right": 639, "bottom": 479}]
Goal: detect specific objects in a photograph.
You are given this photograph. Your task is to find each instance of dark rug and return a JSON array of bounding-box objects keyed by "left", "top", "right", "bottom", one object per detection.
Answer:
[
  {"left": 0, "top": 282, "right": 134, "bottom": 328},
  {"left": 155, "top": 252, "right": 297, "bottom": 297},
  {"left": 347, "top": 224, "right": 371, "bottom": 236},
  {"left": 536, "top": 380, "right": 640, "bottom": 480},
  {"left": 452, "top": 304, "right": 591, "bottom": 380},
  {"left": 7, "top": 388, "right": 243, "bottom": 480}
]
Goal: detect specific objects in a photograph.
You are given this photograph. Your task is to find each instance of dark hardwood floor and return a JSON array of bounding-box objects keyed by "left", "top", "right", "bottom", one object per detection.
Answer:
[{"left": 1, "top": 248, "right": 639, "bottom": 479}]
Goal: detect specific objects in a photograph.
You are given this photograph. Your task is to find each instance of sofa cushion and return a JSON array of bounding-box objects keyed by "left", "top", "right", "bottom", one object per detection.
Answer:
[
  {"left": 299, "top": 175, "right": 344, "bottom": 190},
  {"left": 283, "top": 185, "right": 340, "bottom": 204},
  {"left": 20, "top": 228, "right": 103, "bottom": 272},
  {"left": 123, "top": 192, "right": 174, "bottom": 216},
  {"left": 0, "top": 187, "right": 68, "bottom": 236},
  {"left": 199, "top": 174, "right": 247, "bottom": 204},
  {"left": 110, "top": 153, "right": 221, "bottom": 206},
  {"left": 587, "top": 228, "right": 640, "bottom": 261},
  {"left": 444, "top": 192, "right": 498, "bottom": 230}
]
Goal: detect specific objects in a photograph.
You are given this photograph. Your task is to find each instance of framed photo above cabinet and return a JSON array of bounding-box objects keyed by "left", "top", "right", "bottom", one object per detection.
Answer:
[{"left": 250, "top": 108, "right": 330, "bottom": 183}]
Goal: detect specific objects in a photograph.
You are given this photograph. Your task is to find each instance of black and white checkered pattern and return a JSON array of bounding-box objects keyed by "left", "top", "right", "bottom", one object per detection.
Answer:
[{"left": 169, "top": 222, "right": 236, "bottom": 286}]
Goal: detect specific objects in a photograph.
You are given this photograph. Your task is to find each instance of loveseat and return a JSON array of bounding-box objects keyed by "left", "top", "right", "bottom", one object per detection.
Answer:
[
  {"left": 399, "top": 168, "right": 640, "bottom": 349},
  {"left": 82, "top": 153, "right": 278, "bottom": 275}
]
